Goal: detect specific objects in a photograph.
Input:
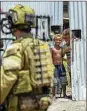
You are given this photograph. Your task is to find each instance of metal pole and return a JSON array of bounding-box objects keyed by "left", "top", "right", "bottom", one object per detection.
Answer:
[{"left": 86, "top": 1, "right": 87, "bottom": 103}]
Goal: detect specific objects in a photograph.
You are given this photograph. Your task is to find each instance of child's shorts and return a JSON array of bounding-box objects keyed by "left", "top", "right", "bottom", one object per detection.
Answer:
[{"left": 54, "top": 64, "right": 68, "bottom": 85}]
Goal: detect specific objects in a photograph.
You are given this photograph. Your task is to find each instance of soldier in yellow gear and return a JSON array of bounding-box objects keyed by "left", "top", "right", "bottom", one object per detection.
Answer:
[{"left": 0, "top": 4, "right": 54, "bottom": 111}]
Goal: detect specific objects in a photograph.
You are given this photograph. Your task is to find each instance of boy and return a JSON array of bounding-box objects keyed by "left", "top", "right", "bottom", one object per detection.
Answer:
[
  {"left": 62, "top": 29, "right": 71, "bottom": 87},
  {"left": 51, "top": 34, "right": 67, "bottom": 98}
]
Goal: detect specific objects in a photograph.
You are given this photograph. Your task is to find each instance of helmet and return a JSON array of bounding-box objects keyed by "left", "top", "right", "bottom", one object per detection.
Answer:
[
  {"left": 1, "top": 4, "right": 35, "bottom": 34},
  {"left": 7, "top": 4, "right": 35, "bottom": 27}
]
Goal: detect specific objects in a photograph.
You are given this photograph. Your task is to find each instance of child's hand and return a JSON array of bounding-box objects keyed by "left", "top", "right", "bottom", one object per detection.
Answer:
[{"left": 65, "top": 47, "right": 71, "bottom": 52}]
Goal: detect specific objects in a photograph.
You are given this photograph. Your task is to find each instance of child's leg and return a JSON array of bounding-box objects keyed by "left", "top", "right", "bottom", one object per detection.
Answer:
[
  {"left": 53, "top": 66, "right": 58, "bottom": 97},
  {"left": 57, "top": 78, "right": 62, "bottom": 96},
  {"left": 52, "top": 86, "right": 55, "bottom": 97},
  {"left": 60, "top": 88, "right": 62, "bottom": 97},
  {"left": 62, "top": 84, "right": 66, "bottom": 97}
]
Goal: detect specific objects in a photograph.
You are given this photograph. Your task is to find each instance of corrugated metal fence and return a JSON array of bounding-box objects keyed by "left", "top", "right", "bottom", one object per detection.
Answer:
[
  {"left": 1, "top": 1, "right": 63, "bottom": 51},
  {"left": 1, "top": 1, "right": 63, "bottom": 39},
  {"left": 1, "top": 1, "right": 63, "bottom": 25},
  {"left": 69, "top": 1, "right": 86, "bottom": 100},
  {"left": 0, "top": 1, "right": 86, "bottom": 101}
]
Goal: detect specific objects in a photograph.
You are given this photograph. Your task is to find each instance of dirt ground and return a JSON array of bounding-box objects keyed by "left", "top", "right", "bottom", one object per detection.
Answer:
[
  {"left": 47, "top": 98, "right": 86, "bottom": 111},
  {"left": 47, "top": 86, "right": 86, "bottom": 111}
]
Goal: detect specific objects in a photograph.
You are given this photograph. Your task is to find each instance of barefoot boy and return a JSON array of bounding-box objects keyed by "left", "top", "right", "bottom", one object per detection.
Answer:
[{"left": 51, "top": 34, "right": 67, "bottom": 98}]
